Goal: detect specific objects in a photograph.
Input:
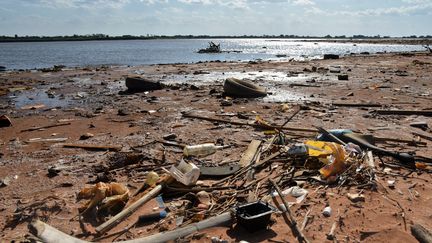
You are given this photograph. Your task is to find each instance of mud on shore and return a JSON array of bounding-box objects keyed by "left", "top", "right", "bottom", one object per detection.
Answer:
[{"left": 0, "top": 51, "right": 432, "bottom": 242}]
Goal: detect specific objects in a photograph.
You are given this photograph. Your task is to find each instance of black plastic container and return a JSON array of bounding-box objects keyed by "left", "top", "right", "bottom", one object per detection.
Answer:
[{"left": 236, "top": 201, "right": 275, "bottom": 232}]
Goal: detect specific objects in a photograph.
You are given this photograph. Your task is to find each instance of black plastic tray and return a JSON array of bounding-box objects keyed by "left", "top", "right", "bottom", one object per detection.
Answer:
[{"left": 236, "top": 201, "right": 275, "bottom": 232}]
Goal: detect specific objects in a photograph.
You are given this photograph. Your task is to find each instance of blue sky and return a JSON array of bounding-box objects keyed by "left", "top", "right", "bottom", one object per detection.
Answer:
[{"left": 0, "top": 0, "right": 431, "bottom": 36}]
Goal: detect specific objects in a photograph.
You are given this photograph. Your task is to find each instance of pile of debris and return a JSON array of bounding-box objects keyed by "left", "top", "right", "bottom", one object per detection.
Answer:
[{"left": 26, "top": 104, "right": 432, "bottom": 243}]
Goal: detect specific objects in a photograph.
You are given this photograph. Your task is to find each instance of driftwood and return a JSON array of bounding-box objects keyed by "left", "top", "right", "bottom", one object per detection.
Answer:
[
  {"left": 63, "top": 143, "right": 122, "bottom": 152},
  {"left": 182, "top": 113, "right": 317, "bottom": 133},
  {"left": 289, "top": 83, "right": 321, "bottom": 88},
  {"left": 26, "top": 137, "right": 68, "bottom": 143},
  {"left": 411, "top": 223, "right": 432, "bottom": 243},
  {"left": 332, "top": 102, "right": 382, "bottom": 107},
  {"left": 96, "top": 184, "right": 163, "bottom": 234},
  {"left": 21, "top": 122, "right": 71, "bottom": 132},
  {"left": 374, "top": 109, "right": 432, "bottom": 117},
  {"left": 270, "top": 179, "right": 310, "bottom": 243},
  {"left": 239, "top": 140, "right": 261, "bottom": 167},
  {"left": 30, "top": 211, "right": 233, "bottom": 243}
]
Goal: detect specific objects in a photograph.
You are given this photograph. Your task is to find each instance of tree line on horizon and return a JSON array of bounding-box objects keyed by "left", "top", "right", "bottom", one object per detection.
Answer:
[{"left": 0, "top": 33, "right": 431, "bottom": 42}]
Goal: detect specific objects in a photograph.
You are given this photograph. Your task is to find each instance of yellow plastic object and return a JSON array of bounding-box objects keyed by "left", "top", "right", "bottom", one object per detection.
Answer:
[
  {"left": 305, "top": 140, "right": 347, "bottom": 178},
  {"left": 255, "top": 115, "right": 273, "bottom": 129},
  {"left": 145, "top": 171, "right": 159, "bottom": 186}
]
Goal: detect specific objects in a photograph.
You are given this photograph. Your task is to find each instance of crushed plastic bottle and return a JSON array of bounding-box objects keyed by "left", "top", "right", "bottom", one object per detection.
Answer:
[{"left": 183, "top": 143, "right": 224, "bottom": 157}]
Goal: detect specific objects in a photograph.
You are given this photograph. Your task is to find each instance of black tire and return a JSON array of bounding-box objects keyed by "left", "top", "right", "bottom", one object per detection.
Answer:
[{"left": 223, "top": 78, "right": 267, "bottom": 98}]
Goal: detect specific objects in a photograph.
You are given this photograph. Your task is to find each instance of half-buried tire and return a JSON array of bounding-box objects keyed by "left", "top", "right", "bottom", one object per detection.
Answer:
[
  {"left": 125, "top": 76, "right": 163, "bottom": 92},
  {"left": 223, "top": 78, "right": 267, "bottom": 98}
]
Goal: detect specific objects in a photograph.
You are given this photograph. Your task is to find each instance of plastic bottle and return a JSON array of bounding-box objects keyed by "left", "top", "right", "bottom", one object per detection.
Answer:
[{"left": 183, "top": 143, "right": 224, "bottom": 157}]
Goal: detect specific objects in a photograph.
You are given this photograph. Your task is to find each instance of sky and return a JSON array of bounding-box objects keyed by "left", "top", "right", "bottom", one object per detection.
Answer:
[{"left": 0, "top": 0, "right": 431, "bottom": 37}]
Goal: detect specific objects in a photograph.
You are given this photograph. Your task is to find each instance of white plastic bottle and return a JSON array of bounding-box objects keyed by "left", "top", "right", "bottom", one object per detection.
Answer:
[{"left": 183, "top": 143, "right": 224, "bottom": 157}]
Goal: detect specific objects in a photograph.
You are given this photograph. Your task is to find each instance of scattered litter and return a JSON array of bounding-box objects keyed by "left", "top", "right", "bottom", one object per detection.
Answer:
[
  {"left": 347, "top": 193, "right": 365, "bottom": 203},
  {"left": 78, "top": 182, "right": 129, "bottom": 215},
  {"left": 322, "top": 206, "right": 332, "bottom": 217}
]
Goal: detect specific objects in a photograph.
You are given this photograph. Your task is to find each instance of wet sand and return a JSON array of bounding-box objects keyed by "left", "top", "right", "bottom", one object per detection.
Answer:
[{"left": 0, "top": 51, "right": 432, "bottom": 242}]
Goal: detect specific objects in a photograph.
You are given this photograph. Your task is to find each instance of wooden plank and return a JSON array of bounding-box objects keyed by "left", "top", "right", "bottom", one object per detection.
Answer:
[{"left": 239, "top": 140, "right": 261, "bottom": 167}]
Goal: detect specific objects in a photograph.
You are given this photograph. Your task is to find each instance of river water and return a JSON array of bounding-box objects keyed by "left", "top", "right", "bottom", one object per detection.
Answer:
[{"left": 0, "top": 38, "right": 425, "bottom": 70}]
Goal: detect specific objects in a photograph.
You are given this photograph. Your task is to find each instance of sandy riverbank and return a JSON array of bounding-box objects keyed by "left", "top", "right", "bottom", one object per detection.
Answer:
[{"left": 0, "top": 51, "right": 432, "bottom": 242}]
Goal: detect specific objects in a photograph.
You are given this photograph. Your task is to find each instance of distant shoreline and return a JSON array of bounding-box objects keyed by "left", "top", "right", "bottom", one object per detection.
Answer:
[{"left": 0, "top": 35, "right": 432, "bottom": 45}]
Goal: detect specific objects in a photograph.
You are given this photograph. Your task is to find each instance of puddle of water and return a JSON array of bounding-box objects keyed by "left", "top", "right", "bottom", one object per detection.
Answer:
[
  {"left": 11, "top": 89, "right": 71, "bottom": 109},
  {"left": 264, "top": 89, "right": 308, "bottom": 102},
  {"left": 155, "top": 71, "right": 325, "bottom": 102}
]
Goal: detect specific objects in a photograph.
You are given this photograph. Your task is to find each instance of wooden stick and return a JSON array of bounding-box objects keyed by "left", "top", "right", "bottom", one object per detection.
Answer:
[
  {"left": 331, "top": 102, "right": 382, "bottom": 107},
  {"left": 411, "top": 223, "right": 432, "bottom": 243},
  {"left": 270, "top": 179, "right": 310, "bottom": 243},
  {"left": 301, "top": 208, "right": 312, "bottom": 231},
  {"left": 96, "top": 184, "right": 163, "bottom": 234},
  {"left": 280, "top": 106, "right": 301, "bottom": 128},
  {"left": 374, "top": 110, "right": 432, "bottom": 117},
  {"left": 254, "top": 150, "right": 283, "bottom": 168},
  {"left": 326, "top": 221, "right": 338, "bottom": 240},
  {"left": 289, "top": 83, "right": 321, "bottom": 88},
  {"left": 63, "top": 143, "right": 122, "bottom": 152},
  {"left": 21, "top": 122, "right": 71, "bottom": 132},
  {"left": 182, "top": 113, "right": 317, "bottom": 133}
]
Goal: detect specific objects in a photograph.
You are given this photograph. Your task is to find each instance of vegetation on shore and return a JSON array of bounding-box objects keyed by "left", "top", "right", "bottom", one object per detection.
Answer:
[{"left": 1, "top": 34, "right": 432, "bottom": 43}]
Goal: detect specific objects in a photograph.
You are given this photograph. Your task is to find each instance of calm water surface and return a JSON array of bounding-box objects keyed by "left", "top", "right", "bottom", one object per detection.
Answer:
[{"left": 0, "top": 39, "right": 425, "bottom": 70}]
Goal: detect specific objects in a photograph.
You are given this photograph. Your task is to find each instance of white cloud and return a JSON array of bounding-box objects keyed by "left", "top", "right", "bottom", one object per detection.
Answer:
[
  {"left": 306, "top": 2, "right": 432, "bottom": 17},
  {"left": 402, "top": 0, "right": 432, "bottom": 3},
  {"left": 140, "top": 0, "right": 168, "bottom": 3},
  {"left": 177, "top": 0, "right": 249, "bottom": 9},
  {"left": 19, "top": 0, "right": 131, "bottom": 9},
  {"left": 291, "top": 0, "right": 315, "bottom": 6}
]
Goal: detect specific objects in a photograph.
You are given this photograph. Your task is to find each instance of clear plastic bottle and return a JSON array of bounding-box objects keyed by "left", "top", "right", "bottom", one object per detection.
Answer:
[{"left": 183, "top": 143, "right": 223, "bottom": 157}]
